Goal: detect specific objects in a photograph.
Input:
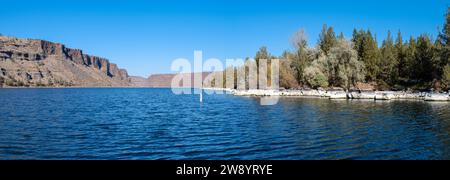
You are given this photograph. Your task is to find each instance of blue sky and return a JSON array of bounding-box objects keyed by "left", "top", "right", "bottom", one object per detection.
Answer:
[{"left": 0, "top": 0, "right": 448, "bottom": 77}]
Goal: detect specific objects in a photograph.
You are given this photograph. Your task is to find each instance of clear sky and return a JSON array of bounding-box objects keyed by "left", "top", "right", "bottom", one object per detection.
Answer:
[{"left": 0, "top": 0, "right": 448, "bottom": 77}]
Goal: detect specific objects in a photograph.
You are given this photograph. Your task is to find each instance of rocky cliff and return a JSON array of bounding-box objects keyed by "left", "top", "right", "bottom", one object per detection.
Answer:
[{"left": 0, "top": 36, "right": 130, "bottom": 87}]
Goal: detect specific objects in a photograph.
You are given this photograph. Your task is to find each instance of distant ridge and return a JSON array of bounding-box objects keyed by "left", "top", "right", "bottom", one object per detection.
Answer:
[
  {"left": 0, "top": 36, "right": 130, "bottom": 87},
  {"left": 130, "top": 72, "right": 211, "bottom": 88}
]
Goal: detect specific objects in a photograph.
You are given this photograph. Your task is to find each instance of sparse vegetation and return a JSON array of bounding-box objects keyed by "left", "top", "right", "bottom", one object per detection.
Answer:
[
  {"left": 47, "top": 79, "right": 54, "bottom": 86},
  {"left": 0, "top": 76, "right": 4, "bottom": 87},
  {"left": 35, "top": 80, "right": 46, "bottom": 87},
  {"left": 5, "top": 79, "right": 14, "bottom": 86},
  {"left": 53, "top": 78, "right": 73, "bottom": 87},
  {"left": 16, "top": 80, "right": 24, "bottom": 86}
]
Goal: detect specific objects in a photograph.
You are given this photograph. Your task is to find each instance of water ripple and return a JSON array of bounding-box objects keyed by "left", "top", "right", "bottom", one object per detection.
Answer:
[{"left": 0, "top": 88, "right": 450, "bottom": 159}]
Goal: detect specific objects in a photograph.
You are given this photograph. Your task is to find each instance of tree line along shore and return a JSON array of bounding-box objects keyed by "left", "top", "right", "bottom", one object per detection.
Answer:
[{"left": 207, "top": 7, "right": 450, "bottom": 98}]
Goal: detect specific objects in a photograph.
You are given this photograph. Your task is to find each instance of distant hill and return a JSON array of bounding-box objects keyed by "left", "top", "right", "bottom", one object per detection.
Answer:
[
  {"left": 0, "top": 36, "right": 130, "bottom": 87},
  {"left": 130, "top": 72, "right": 212, "bottom": 88},
  {"left": 129, "top": 76, "right": 152, "bottom": 87}
]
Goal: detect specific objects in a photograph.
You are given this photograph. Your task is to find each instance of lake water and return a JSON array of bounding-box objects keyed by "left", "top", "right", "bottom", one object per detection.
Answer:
[{"left": 0, "top": 88, "right": 450, "bottom": 160}]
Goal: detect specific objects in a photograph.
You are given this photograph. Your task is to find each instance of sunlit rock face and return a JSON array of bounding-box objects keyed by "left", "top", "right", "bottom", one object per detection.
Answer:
[{"left": 0, "top": 36, "right": 130, "bottom": 87}]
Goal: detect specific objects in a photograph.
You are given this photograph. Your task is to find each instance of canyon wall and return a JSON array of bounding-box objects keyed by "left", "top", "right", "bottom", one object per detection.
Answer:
[{"left": 0, "top": 36, "right": 129, "bottom": 87}]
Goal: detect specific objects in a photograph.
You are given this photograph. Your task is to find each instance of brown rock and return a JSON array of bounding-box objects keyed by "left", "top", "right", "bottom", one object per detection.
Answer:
[{"left": 0, "top": 35, "right": 130, "bottom": 87}]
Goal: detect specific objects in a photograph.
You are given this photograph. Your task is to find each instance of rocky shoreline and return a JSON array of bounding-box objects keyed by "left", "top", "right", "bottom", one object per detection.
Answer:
[{"left": 203, "top": 88, "right": 450, "bottom": 101}]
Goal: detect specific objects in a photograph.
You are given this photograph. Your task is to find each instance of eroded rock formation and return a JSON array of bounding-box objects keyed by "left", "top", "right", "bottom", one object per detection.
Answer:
[{"left": 0, "top": 36, "right": 130, "bottom": 87}]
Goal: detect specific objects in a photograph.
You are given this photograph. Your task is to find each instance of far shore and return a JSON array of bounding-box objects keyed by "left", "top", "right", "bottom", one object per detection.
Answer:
[{"left": 2, "top": 86, "right": 449, "bottom": 101}]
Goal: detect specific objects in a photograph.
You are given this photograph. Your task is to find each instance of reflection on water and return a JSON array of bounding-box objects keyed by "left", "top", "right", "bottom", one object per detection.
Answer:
[{"left": 0, "top": 88, "right": 449, "bottom": 159}]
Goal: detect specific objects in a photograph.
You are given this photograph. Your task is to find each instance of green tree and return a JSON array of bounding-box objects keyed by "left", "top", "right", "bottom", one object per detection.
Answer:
[
  {"left": 379, "top": 31, "right": 398, "bottom": 85},
  {"left": 438, "top": 7, "right": 450, "bottom": 67},
  {"left": 434, "top": 38, "right": 444, "bottom": 89},
  {"left": 255, "top": 47, "right": 269, "bottom": 88},
  {"left": 318, "top": 24, "right": 337, "bottom": 55},
  {"left": 363, "top": 31, "right": 381, "bottom": 82},
  {"left": 351, "top": 29, "right": 380, "bottom": 82},
  {"left": 404, "top": 36, "right": 417, "bottom": 82},
  {"left": 437, "top": 7, "right": 450, "bottom": 86},
  {"left": 290, "top": 29, "right": 309, "bottom": 85},
  {"left": 352, "top": 29, "right": 364, "bottom": 60},
  {"left": 255, "top": 46, "right": 270, "bottom": 68},
  {"left": 414, "top": 34, "right": 435, "bottom": 82},
  {"left": 443, "top": 64, "right": 450, "bottom": 90},
  {"left": 395, "top": 31, "right": 408, "bottom": 81}
]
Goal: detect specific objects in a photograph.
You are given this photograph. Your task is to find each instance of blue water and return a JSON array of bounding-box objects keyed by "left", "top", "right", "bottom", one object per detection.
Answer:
[{"left": 0, "top": 88, "right": 450, "bottom": 160}]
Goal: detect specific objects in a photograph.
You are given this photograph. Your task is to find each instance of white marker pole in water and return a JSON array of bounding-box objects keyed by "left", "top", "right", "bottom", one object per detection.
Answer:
[
  {"left": 200, "top": 80, "right": 203, "bottom": 103},
  {"left": 194, "top": 51, "right": 203, "bottom": 103},
  {"left": 200, "top": 88, "right": 203, "bottom": 103}
]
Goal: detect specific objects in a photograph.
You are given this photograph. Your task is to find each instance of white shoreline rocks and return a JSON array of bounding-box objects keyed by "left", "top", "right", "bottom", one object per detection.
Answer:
[{"left": 203, "top": 88, "right": 450, "bottom": 101}]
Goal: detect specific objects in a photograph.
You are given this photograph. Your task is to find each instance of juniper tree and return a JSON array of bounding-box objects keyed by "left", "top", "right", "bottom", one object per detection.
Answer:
[
  {"left": 351, "top": 29, "right": 381, "bottom": 82},
  {"left": 408, "top": 35, "right": 436, "bottom": 83},
  {"left": 290, "top": 29, "right": 309, "bottom": 85},
  {"left": 438, "top": 7, "right": 450, "bottom": 66},
  {"left": 362, "top": 31, "right": 381, "bottom": 82},
  {"left": 404, "top": 37, "right": 417, "bottom": 82},
  {"left": 395, "top": 31, "right": 408, "bottom": 81},
  {"left": 437, "top": 7, "right": 450, "bottom": 85},
  {"left": 352, "top": 29, "right": 364, "bottom": 60},
  {"left": 255, "top": 47, "right": 269, "bottom": 88},
  {"left": 255, "top": 47, "right": 270, "bottom": 68},
  {"left": 379, "top": 31, "right": 398, "bottom": 85},
  {"left": 318, "top": 24, "right": 337, "bottom": 56}
]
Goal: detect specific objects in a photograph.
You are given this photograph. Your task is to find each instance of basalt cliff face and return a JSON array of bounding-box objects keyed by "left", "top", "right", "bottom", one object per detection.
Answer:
[{"left": 0, "top": 36, "right": 130, "bottom": 87}]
